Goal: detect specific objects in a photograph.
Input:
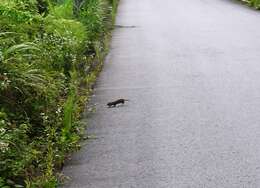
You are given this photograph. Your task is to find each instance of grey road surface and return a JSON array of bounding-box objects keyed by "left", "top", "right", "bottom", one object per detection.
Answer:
[{"left": 62, "top": 0, "right": 260, "bottom": 187}]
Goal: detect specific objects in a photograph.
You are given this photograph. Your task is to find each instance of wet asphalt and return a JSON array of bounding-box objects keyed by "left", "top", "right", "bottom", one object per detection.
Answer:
[{"left": 61, "top": 0, "right": 260, "bottom": 187}]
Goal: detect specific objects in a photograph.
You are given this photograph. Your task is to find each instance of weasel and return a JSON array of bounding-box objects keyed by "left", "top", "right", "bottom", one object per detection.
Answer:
[{"left": 107, "top": 99, "right": 129, "bottom": 108}]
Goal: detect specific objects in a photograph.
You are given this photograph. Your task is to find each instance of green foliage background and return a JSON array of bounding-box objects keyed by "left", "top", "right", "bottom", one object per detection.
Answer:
[
  {"left": 241, "top": 0, "right": 260, "bottom": 8},
  {"left": 0, "top": 0, "right": 118, "bottom": 187}
]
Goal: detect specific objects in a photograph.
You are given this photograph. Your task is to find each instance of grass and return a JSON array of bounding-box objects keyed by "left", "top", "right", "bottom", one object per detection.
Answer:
[{"left": 0, "top": 0, "right": 118, "bottom": 187}]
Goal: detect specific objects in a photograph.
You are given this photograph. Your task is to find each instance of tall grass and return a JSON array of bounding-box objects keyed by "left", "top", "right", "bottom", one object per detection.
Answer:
[
  {"left": 62, "top": 71, "right": 77, "bottom": 142},
  {"left": 0, "top": 0, "right": 118, "bottom": 187},
  {"left": 51, "top": 0, "right": 74, "bottom": 18}
]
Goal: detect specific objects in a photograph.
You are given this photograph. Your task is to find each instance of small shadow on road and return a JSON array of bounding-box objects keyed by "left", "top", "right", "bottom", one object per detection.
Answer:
[{"left": 114, "top": 25, "right": 137, "bottom": 29}]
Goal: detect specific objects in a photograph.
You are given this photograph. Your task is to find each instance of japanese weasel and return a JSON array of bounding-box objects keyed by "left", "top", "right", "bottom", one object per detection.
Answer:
[{"left": 107, "top": 99, "right": 129, "bottom": 108}]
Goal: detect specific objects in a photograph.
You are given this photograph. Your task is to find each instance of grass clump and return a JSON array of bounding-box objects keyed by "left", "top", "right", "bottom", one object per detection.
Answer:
[{"left": 0, "top": 0, "right": 118, "bottom": 187}]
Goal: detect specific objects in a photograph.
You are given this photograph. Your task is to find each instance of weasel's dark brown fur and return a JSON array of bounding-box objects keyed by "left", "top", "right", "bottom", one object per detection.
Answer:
[{"left": 107, "top": 99, "right": 129, "bottom": 108}]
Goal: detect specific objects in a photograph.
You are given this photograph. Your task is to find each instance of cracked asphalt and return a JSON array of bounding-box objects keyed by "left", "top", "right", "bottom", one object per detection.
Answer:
[{"left": 61, "top": 0, "right": 260, "bottom": 187}]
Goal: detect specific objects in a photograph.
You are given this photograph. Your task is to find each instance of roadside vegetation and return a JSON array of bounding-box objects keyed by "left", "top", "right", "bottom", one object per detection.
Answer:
[
  {"left": 0, "top": 0, "right": 118, "bottom": 187},
  {"left": 241, "top": 0, "right": 260, "bottom": 9}
]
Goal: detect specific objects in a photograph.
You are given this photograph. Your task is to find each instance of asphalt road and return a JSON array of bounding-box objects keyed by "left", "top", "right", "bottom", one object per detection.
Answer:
[{"left": 61, "top": 0, "right": 260, "bottom": 187}]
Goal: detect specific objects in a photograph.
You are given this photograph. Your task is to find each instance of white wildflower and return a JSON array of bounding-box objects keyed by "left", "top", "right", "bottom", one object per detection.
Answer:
[
  {"left": 56, "top": 107, "right": 62, "bottom": 114},
  {"left": 0, "top": 141, "right": 9, "bottom": 152},
  {"left": 0, "top": 128, "right": 5, "bottom": 135}
]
